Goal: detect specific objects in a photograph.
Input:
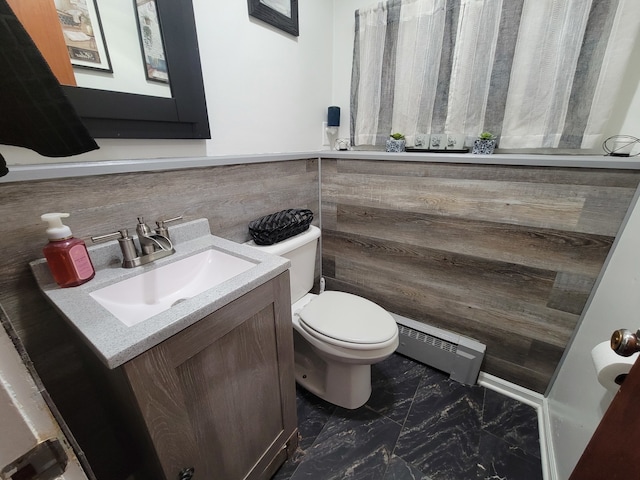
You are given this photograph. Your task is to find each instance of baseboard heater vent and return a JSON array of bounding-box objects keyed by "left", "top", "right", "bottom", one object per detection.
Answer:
[{"left": 393, "top": 314, "right": 486, "bottom": 385}]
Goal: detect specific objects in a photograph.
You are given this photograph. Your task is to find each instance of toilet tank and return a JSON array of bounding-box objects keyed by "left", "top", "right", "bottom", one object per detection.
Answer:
[{"left": 246, "top": 225, "right": 320, "bottom": 303}]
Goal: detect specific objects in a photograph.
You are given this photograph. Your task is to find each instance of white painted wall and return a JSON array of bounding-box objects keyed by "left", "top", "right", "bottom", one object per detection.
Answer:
[
  {"left": 4, "top": 0, "right": 334, "bottom": 165},
  {"left": 4, "top": 0, "right": 639, "bottom": 165},
  {"left": 546, "top": 189, "right": 640, "bottom": 478},
  {"left": 194, "top": 0, "right": 334, "bottom": 156}
]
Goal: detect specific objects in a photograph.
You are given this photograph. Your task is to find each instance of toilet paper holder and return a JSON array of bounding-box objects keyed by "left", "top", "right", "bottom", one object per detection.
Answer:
[{"left": 611, "top": 328, "right": 640, "bottom": 357}]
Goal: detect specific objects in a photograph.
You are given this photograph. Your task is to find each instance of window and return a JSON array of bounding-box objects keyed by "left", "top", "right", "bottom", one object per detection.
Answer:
[{"left": 351, "top": 0, "right": 640, "bottom": 151}]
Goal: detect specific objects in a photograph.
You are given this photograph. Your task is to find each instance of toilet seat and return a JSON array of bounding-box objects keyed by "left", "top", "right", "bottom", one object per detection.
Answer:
[{"left": 297, "top": 291, "right": 398, "bottom": 349}]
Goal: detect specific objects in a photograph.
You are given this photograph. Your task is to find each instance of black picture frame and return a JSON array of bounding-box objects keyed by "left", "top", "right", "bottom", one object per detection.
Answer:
[
  {"left": 248, "top": 0, "right": 299, "bottom": 37},
  {"left": 134, "top": 0, "right": 169, "bottom": 84},
  {"left": 55, "top": 0, "right": 112, "bottom": 72}
]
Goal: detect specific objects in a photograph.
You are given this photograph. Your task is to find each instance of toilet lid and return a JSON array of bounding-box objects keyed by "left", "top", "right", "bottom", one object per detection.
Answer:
[{"left": 298, "top": 291, "right": 397, "bottom": 344}]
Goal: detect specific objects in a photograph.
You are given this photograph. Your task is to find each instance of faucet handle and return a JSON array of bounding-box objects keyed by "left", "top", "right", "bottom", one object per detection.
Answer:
[
  {"left": 91, "top": 229, "right": 139, "bottom": 267},
  {"left": 161, "top": 215, "right": 183, "bottom": 224},
  {"left": 136, "top": 217, "right": 153, "bottom": 237},
  {"left": 155, "top": 215, "right": 183, "bottom": 238},
  {"left": 91, "top": 229, "right": 129, "bottom": 244}
]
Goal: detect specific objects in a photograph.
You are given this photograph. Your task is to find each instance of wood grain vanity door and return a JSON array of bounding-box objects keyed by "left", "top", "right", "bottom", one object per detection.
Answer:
[{"left": 123, "top": 272, "right": 296, "bottom": 480}]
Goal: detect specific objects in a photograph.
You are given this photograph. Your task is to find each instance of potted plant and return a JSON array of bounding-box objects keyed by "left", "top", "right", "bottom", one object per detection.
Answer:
[
  {"left": 472, "top": 131, "right": 497, "bottom": 154},
  {"left": 386, "top": 132, "right": 406, "bottom": 152}
]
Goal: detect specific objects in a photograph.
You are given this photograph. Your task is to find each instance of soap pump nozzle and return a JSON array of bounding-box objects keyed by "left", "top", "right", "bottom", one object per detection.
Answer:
[{"left": 41, "top": 212, "right": 73, "bottom": 240}]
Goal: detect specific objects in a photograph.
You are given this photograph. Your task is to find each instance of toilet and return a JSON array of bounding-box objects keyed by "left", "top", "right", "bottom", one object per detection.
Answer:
[{"left": 246, "top": 225, "right": 399, "bottom": 409}]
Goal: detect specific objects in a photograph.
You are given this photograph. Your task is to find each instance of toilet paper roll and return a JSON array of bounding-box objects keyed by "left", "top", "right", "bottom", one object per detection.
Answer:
[{"left": 591, "top": 341, "right": 638, "bottom": 392}]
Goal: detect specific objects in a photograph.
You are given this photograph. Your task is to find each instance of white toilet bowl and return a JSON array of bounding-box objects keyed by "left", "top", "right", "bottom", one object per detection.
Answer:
[
  {"left": 246, "top": 224, "right": 399, "bottom": 409},
  {"left": 290, "top": 291, "right": 398, "bottom": 409}
]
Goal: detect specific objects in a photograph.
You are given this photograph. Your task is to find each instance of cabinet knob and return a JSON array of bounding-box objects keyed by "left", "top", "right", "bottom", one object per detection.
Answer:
[{"left": 178, "top": 467, "right": 194, "bottom": 479}]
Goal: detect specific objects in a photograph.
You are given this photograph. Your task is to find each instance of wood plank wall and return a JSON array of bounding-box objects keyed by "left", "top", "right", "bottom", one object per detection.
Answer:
[
  {"left": 321, "top": 158, "right": 640, "bottom": 393},
  {"left": 0, "top": 159, "right": 318, "bottom": 480}
]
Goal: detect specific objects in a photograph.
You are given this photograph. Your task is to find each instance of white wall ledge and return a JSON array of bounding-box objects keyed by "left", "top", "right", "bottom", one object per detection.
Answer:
[
  {"left": 321, "top": 150, "right": 640, "bottom": 169},
  {"left": 2, "top": 150, "right": 640, "bottom": 183},
  {"left": 0, "top": 152, "right": 319, "bottom": 183}
]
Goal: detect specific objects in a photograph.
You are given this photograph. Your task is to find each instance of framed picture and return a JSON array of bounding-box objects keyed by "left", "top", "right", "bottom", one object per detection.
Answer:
[
  {"left": 54, "top": 0, "right": 112, "bottom": 72},
  {"left": 134, "top": 0, "right": 169, "bottom": 83},
  {"left": 248, "top": 0, "right": 299, "bottom": 37}
]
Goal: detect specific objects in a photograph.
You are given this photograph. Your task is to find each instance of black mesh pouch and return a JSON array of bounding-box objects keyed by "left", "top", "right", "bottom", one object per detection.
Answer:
[{"left": 248, "top": 209, "right": 314, "bottom": 245}]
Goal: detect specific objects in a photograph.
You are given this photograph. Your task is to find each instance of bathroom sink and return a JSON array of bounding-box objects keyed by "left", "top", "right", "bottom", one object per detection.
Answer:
[
  {"left": 30, "top": 218, "right": 290, "bottom": 368},
  {"left": 90, "top": 248, "right": 256, "bottom": 327}
]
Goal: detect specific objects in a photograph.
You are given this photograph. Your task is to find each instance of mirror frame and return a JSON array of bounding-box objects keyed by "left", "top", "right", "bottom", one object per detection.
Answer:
[{"left": 62, "top": 0, "right": 210, "bottom": 139}]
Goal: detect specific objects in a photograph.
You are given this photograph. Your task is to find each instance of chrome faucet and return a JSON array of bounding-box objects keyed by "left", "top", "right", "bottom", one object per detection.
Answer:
[
  {"left": 136, "top": 217, "right": 172, "bottom": 255},
  {"left": 92, "top": 216, "right": 182, "bottom": 268}
]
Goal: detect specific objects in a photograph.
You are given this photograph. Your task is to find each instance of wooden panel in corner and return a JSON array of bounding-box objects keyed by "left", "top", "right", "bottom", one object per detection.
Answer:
[{"left": 7, "top": 0, "right": 77, "bottom": 86}]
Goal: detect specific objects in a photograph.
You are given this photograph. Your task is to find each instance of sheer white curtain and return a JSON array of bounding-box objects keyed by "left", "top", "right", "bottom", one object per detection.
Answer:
[
  {"left": 351, "top": 0, "right": 640, "bottom": 149},
  {"left": 353, "top": 2, "right": 390, "bottom": 145},
  {"left": 390, "top": 0, "right": 446, "bottom": 146}
]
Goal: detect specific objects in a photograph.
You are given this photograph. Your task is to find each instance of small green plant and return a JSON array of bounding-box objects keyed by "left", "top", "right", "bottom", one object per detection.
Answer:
[
  {"left": 390, "top": 132, "right": 405, "bottom": 140},
  {"left": 478, "top": 131, "right": 496, "bottom": 140}
]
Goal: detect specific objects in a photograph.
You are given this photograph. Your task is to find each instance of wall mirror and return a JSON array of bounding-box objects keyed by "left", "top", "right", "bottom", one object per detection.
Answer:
[{"left": 12, "top": 0, "right": 210, "bottom": 140}]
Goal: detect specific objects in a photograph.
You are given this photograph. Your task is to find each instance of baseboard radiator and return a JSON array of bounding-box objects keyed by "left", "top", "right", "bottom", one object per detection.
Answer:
[{"left": 393, "top": 314, "right": 486, "bottom": 385}]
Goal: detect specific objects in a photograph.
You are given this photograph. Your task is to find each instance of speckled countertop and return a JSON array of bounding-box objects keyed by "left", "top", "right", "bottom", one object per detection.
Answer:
[{"left": 30, "top": 219, "right": 289, "bottom": 369}]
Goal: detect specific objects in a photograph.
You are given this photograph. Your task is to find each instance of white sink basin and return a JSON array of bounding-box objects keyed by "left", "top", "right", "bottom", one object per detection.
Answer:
[{"left": 90, "top": 249, "right": 256, "bottom": 326}]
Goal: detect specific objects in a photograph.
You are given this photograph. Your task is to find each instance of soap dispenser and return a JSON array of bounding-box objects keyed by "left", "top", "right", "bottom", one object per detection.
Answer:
[{"left": 41, "top": 213, "right": 95, "bottom": 287}]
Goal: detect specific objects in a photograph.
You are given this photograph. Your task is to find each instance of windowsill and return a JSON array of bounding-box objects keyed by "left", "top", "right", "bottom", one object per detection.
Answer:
[
  {"left": 2, "top": 150, "right": 640, "bottom": 184},
  {"left": 320, "top": 149, "right": 640, "bottom": 169}
]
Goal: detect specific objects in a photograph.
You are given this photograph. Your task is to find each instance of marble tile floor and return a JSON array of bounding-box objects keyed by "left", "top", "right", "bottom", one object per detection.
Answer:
[{"left": 273, "top": 353, "right": 542, "bottom": 480}]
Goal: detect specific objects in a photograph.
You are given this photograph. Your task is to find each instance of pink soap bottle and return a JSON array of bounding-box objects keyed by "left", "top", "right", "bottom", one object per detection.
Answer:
[{"left": 41, "top": 213, "right": 95, "bottom": 288}]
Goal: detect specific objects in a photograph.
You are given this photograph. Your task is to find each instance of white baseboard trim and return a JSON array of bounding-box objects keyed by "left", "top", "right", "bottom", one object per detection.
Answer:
[
  {"left": 540, "top": 398, "right": 559, "bottom": 480},
  {"left": 478, "top": 372, "right": 557, "bottom": 480}
]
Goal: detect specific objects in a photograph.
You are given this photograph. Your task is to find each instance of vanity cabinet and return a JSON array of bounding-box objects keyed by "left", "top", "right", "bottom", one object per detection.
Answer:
[{"left": 118, "top": 272, "right": 297, "bottom": 480}]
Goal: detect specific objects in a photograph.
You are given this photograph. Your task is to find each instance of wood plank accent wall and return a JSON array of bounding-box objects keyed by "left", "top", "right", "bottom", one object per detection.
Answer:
[
  {"left": 0, "top": 159, "right": 318, "bottom": 480},
  {"left": 321, "top": 158, "right": 640, "bottom": 393}
]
